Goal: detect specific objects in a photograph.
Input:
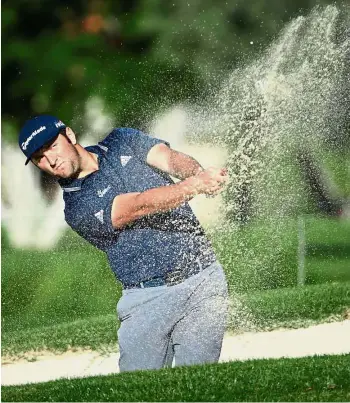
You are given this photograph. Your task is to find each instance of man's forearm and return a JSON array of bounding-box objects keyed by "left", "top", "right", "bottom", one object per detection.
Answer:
[
  {"left": 168, "top": 152, "right": 203, "bottom": 180},
  {"left": 134, "top": 178, "right": 198, "bottom": 215},
  {"left": 146, "top": 143, "right": 204, "bottom": 179},
  {"left": 112, "top": 178, "right": 199, "bottom": 228},
  {"left": 112, "top": 166, "right": 227, "bottom": 229}
]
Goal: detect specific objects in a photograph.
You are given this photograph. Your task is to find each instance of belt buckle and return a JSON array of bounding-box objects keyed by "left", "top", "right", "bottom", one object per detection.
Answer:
[{"left": 165, "top": 269, "right": 184, "bottom": 286}]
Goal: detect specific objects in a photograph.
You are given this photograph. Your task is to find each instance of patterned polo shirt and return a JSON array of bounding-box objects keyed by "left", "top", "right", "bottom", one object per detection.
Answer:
[{"left": 59, "top": 128, "right": 216, "bottom": 286}]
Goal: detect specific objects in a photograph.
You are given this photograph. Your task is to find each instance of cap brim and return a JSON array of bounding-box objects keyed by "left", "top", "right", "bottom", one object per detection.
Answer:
[{"left": 25, "top": 158, "right": 31, "bottom": 165}]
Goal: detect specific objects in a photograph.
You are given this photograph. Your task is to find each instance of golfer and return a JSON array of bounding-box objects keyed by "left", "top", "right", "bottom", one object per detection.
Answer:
[{"left": 19, "top": 115, "right": 229, "bottom": 371}]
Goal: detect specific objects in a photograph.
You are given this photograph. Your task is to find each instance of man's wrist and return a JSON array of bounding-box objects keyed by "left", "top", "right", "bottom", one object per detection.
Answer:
[{"left": 182, "top": 176, "right": 200, "bottom": 198}]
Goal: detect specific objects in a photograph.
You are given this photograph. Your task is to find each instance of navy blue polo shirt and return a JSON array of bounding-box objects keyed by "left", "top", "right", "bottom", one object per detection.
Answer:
[{"left": 59, "top": 128, "right": 216, "bottom": 286}]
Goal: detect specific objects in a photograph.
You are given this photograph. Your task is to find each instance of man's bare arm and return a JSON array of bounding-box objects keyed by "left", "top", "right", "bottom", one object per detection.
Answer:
[
  {"left": 146, "top": 143, "right": 203, "bottom": 179},
  {"left": 111, "top": 168, "right": 227, "bottom": 229}
]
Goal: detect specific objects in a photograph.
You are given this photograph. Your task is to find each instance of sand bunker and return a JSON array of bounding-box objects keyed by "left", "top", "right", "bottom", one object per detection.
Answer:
[{"left": 2, "top": 320, "right": 349, "bottom": 386}]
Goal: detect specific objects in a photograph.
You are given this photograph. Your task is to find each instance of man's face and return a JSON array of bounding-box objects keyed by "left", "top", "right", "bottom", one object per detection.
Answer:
[{"left": 31, "top": 133, "right": 81, "bottom": 179}]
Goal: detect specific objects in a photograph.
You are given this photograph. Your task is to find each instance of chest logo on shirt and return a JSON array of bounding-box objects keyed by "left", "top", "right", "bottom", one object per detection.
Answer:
[
  {"left": 94, "top": 210, "right": 104, "bottom": 224},
  {"left": 120, "top": 155, "right": 132, "bottom": 167},
  {"left": 97, "top": 185, "right": 111, "bottom": 198}
]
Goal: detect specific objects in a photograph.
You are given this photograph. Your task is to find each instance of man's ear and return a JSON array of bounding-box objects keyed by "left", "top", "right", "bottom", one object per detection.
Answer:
[{"left": 65, "top": 127, "right": 77, "bottom": 145}]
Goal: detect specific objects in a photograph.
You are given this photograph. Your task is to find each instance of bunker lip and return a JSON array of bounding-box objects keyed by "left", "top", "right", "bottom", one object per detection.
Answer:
[
  {"left": 2, "top": 314, "right": 346, "bottom": 365},
  {"left": 2, "top": 320, "right": 350, "bottom": 386}
]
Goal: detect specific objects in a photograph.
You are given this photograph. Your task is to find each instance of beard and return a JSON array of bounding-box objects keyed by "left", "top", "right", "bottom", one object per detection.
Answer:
[{"left": 53, "top": 145, "right": 82, "bottom": 179}]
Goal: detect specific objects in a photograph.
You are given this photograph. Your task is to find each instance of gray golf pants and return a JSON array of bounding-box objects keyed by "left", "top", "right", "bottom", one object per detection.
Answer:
[{"left": 117, "top": 261, "right": 228, "bottom": 372}]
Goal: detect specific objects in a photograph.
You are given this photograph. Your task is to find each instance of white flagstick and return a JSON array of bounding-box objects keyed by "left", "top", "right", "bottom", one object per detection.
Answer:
[{"left": 297, "top": 216, "right": 306, "bottom": 286}]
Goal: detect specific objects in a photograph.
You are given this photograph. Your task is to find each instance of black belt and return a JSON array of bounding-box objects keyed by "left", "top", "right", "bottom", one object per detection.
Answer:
[{"left": 124, "top": 257, "right": 213, "bottom": 289}]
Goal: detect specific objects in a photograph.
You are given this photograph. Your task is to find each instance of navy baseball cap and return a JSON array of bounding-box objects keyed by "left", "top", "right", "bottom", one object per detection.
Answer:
[{"left": 19, "top": 115, "right": 66, "bottom": 165}]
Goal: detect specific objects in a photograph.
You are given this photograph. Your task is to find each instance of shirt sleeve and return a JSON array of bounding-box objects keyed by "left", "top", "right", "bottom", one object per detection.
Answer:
[
  {"left": 63, "top": 188, "right": 121, "bottom": 250},
  {"left": 118, "top": 128, "right": 170, "bottom": 162}
]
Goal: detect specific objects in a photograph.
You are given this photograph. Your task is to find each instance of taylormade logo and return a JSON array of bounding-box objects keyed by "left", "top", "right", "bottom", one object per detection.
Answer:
[{"left": 21, "top": 126, "right": 46, "bottom": 150}]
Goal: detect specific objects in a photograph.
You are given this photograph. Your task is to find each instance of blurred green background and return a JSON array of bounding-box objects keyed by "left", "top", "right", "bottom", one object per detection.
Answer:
[{"left": 3, "top": 0, "right": 348, "bottom": 138}]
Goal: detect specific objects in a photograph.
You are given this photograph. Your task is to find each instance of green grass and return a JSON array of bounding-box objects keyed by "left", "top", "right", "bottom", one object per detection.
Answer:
[
  {"left": 3, "top": 282, "right": 349, "bottom": 358},
  {"left": 2, "top": 216, "right": 349, "bottom": 334},
  {"left": 1, "top": 247, "right": 121, "bottom": 333},
  {"left": 306, "top": 260, "right": 350, "bottom": 284},
  {"left": 212, "top": 216, "right": 350, "bottom": 291},
  {"left": 304, "top": 217, "right": 350, "bottom": 284},
  {"left": 321, "top": 149, "right": 350, "bottom": 197},
  {"left": 239, "top": 281, "right": 350, "bottom": 329},
  {"left": 2, "top": 354, "right": 350, "bottom": 402},
  {"left": 212, "top": 218, "right": 298, "bottom": 292},
  {"left": 304, "top": 217, "right": 350, "bottom": 245},
  {"left": 2, "top": 315, "right": 118, "bottom": 358}
]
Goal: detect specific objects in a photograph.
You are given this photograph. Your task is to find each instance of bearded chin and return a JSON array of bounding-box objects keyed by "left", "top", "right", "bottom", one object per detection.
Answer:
[{"left": 70, "top": 160, "right": 82, "bottom": 179}]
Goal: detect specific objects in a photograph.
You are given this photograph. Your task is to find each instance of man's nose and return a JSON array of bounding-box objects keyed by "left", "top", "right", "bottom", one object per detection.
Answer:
[{"left": 43, "top": 150, "right": 57, "bottom": 166}]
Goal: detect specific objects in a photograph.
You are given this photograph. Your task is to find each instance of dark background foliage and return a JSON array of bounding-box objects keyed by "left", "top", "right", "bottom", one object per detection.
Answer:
[{"left": 2, "top": 0, "right": 345, "bottom": 140}]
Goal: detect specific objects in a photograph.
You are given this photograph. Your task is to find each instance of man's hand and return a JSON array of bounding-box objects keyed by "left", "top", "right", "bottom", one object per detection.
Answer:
[{"left": 189, "top": 167, "right": 229, "bottom": 196}]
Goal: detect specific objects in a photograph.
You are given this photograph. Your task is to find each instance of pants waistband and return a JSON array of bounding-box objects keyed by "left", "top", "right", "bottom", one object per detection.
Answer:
[{"left": 123, "top": 257, "right": 213, "bottom": 289}]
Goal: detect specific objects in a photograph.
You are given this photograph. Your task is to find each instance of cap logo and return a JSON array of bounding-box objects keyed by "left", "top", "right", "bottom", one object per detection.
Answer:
[
  {"left": 21, "top": 126, "right": 46, "bottom": 150},
  {"left": 55, "top": 120, "right": 65, "bottom": 128}
]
